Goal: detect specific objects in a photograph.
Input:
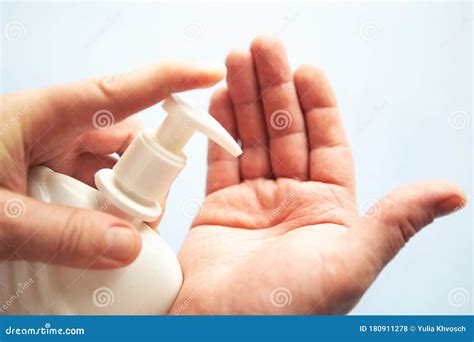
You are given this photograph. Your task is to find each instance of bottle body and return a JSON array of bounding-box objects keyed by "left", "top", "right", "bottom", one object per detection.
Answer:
[{"left": 0, "top": 166, "right": 182, "bottom": 315}]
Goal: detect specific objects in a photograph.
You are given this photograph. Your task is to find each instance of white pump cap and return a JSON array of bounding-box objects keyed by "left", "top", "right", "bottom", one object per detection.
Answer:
[
  {"left": 95, "top": 94, "right": 243, "bottom": 222},
  {"left": 158, "top": 95, "right": 242, "bottom": 157}
]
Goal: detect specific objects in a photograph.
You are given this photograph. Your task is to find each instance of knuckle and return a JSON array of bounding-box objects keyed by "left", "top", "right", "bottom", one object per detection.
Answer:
[
  {"left": 210, "top": 87, "right": 229, "bottom": 104},
  {"left": 397, "top": 217, "right": 418, "bottom": 244},
  {"left": 56, "top": 209, "right": 94, "bottom": 262},
  {"left": 95, "top": 74, "right": 124, "bottom": 102},
  {"left": 397, "top": 210, "right": 434, "bottom": 244}
]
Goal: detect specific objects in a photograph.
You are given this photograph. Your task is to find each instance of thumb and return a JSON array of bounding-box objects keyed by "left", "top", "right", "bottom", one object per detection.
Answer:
[
  {"left": 353, "top": 180, "right": 466, "bottom": 270},
  {"left": 0, "top": 190, "right": 141, "bottom": 269}
]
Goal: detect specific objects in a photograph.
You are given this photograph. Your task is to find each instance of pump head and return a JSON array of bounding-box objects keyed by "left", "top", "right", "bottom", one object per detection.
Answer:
[
  {"left": 157, "top": 94, "right": 242, "bottom": 157},
  {"left": 95, "top": 94, "right": 243, "bottom": 222}
]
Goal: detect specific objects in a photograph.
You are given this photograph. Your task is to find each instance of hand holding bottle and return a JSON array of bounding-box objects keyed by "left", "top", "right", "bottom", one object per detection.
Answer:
[{"left": 0, "top": 62, "right": 224, "bottom": 269}]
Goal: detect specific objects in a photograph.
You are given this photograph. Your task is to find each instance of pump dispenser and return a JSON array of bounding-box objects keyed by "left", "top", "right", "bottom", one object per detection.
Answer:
[
  {"left": 95, "top": 94, "right": 242, "bottom": 222},
  {"left": 0, "top": 94, "right": 242, "bottom": 315}
]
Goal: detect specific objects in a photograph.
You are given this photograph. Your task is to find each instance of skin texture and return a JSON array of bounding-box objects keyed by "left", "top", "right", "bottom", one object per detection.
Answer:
[
  {"left": 0, "top": 36, "right": 466, "bottom": 315},
  {"left": 0, "top": 61, "right": 225, "bottom": 269},
  {"left": 169, "top": 36, "right": 467, "bottom": 315}
]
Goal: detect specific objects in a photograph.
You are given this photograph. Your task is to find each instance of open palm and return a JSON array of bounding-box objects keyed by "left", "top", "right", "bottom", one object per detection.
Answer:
[{"left": 170, "top": 36, "right": 465, "bottom": 315}]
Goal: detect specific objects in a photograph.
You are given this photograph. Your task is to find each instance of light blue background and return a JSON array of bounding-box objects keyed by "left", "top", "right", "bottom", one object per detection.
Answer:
[{"left": 1, "top": 1, "right": 472, "bottom": 315}]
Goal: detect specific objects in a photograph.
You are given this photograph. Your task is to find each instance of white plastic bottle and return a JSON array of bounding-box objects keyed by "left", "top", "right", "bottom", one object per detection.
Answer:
[{"left": 0, "top": 94, "right": 242, "bottom": 315}]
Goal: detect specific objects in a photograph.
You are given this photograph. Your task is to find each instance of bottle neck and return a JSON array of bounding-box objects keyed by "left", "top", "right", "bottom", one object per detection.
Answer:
[
  {"left": 155, "top": 116, "right": 194, "bottom": 153},
  {"left": 95, "top": 130, "right": 185, "bottom": 222}
]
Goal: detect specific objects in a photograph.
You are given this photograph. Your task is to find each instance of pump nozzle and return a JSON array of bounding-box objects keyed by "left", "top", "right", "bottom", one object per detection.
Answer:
[
  {"left": 95, "top": 94, "right": 242, "bottom": 222},
  {"left": 158, "top": 94, "right": 242, "bottom": 157}
]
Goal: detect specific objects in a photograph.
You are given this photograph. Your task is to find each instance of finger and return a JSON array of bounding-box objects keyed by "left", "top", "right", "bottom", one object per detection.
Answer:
[
  {"left": 206, "top": 88, "right": 240, "bottom": 195},
  {"left": 78, "top": 116, "right": 143, "bottom": 156},
  {"left": 294, "top": 65, "right": 354, "bottom": 191},
  {"left": 0, "top": 190, "right": 141, "bottom": 269},
  {"left": 225, "top": 49, "right": 271, "bottom": 179},
  {"left": 352, "top": 180, "right": 466, "bottom": 271},
  {"left": 250, "top": 35, "right": 308, "bottom": 180},
  {"left": 43, "top": 117, "right": 142, "bottom": 186},
  {"left": 26, "top": 61, "right": 225, "bottom": 148},
  {"left": 67, "top": 153, "right": 118, "bottom": 187},
  {"left": 43, "top": 152, "right": 118, "bottom": 188}
]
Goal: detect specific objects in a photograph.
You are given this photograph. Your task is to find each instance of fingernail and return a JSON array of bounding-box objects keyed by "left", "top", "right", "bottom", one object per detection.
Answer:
[
  {"left": 434, "top": 196, "right": 467, "bottom": 218},
  {"left": 105, "top": 226, "right": 137, "bottom": 261}
]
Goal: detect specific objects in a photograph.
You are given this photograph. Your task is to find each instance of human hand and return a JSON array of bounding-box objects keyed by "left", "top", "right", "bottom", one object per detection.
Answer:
[
  {"left": 170, "top": 36, "right": 466, "bottom": 314},
  {"left": 0, "top": 62, "right": 224, "bottom": 269}
]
